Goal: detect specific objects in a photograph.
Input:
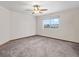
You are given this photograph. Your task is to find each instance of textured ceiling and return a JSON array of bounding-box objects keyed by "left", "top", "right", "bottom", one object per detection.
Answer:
[{"left": 0, "top": 1, "right": 79, "bottom": 15}]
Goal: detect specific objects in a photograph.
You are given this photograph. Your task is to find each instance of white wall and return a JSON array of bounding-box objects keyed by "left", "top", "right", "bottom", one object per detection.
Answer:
[
  {"left": 36, "top": 7, "right": 79, "bottom": 43},
  {"left": 0, "top": 6, "right": 10, "bottom": 45},
  {"left": 10, "top": 11, "right": 36, "bottom": 39},
  {"left": 0, "top": 6, "right": 36, "bottom": 45}
]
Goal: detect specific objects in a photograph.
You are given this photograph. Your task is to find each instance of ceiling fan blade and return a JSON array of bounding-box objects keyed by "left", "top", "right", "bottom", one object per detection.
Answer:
[
  {"left": 40, "top": 9, "right": 48, "bottom": 11},
  {"left": 25, "top": 9, "right": 32, "bottom": 11},
  {"left": 39, "top": 11, "right": 42, "bottom": 13}
]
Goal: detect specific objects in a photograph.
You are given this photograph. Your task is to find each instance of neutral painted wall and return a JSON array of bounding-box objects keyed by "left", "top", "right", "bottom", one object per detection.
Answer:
[
  {"left": 0, "top": 6, "right": 36, "bottom": 45},
  {"left": 36, "top": 7, "right": 79, "bottom": 43},
  {"left": 0, "top": 6, "right": 10, "bottom": 45},
  {"left": 10, "top": 11, "right": 36, "bottom": 39}
]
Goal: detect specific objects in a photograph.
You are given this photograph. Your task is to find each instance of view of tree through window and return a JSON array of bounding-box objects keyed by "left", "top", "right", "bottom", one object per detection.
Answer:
[
  {"left": 43, "top": 20, "right": 50, "bottom": 28},
  {"left": 43, "top": 17, "right": 59, "bottom": 28}
]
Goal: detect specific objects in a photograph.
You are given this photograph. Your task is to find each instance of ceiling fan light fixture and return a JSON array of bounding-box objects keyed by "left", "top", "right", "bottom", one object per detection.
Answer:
[
  {"left": 32, "top": 5, "right": 48, "bottom": 14},
  {"left": 32, "top": 5, "right": 42, "bottom": 14}
]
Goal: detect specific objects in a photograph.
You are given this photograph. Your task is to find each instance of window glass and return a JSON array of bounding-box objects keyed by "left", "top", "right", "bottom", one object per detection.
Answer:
[
  {"left": 42, "top": 17, "right": 59, "bottom": 28},
  {"left": 43, "top": 20, "right": 50, "bottom": 28},
  {"left": 51, "top": 18, "right": 59, "bottom": 28}
]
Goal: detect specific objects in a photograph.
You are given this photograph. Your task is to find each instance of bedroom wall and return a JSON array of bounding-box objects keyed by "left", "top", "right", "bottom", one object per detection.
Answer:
[
  {"left": 36, "top": 7, "right": 79, "bottom": 43},
  {"left": 10, "top": 11, "right": 36, "bottom": 39},
  {"left": 0, "top": 6, "right": 10, "bottom": 45},
  {"left": 0, "top": 6, "right": 36, "bottom": 45}
]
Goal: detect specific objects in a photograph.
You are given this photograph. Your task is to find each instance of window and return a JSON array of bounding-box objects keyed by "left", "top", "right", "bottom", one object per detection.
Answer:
[
  {"left": 43, "top": 20, "right": 50, "bottom": 28},
  {"left": 43, "top": 17, "right": 59, "bottom": 28},
  {"left": 50, "top": 17, "right": 59, "bottom": 28}
]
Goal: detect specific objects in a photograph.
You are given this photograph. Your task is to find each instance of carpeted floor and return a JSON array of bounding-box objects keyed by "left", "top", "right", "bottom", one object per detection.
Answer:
[{"left": 0, "top": 35, "right": 79, "bottom": 57}]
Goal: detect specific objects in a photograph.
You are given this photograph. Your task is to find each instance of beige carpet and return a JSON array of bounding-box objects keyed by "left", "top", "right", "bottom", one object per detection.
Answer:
[{"left": 0, "top": 35, "right": 79, "bottom": 57}]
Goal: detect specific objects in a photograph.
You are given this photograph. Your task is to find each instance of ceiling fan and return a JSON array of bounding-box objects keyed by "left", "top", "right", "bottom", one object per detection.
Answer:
[{"left": 25, "top": 5, "right": 48, "bottom": 14}]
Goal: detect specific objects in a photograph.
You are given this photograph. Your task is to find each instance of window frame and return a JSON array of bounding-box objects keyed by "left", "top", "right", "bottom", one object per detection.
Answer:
[{"left": 42, "top": 16, "right": 59, "bottom": 28}]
